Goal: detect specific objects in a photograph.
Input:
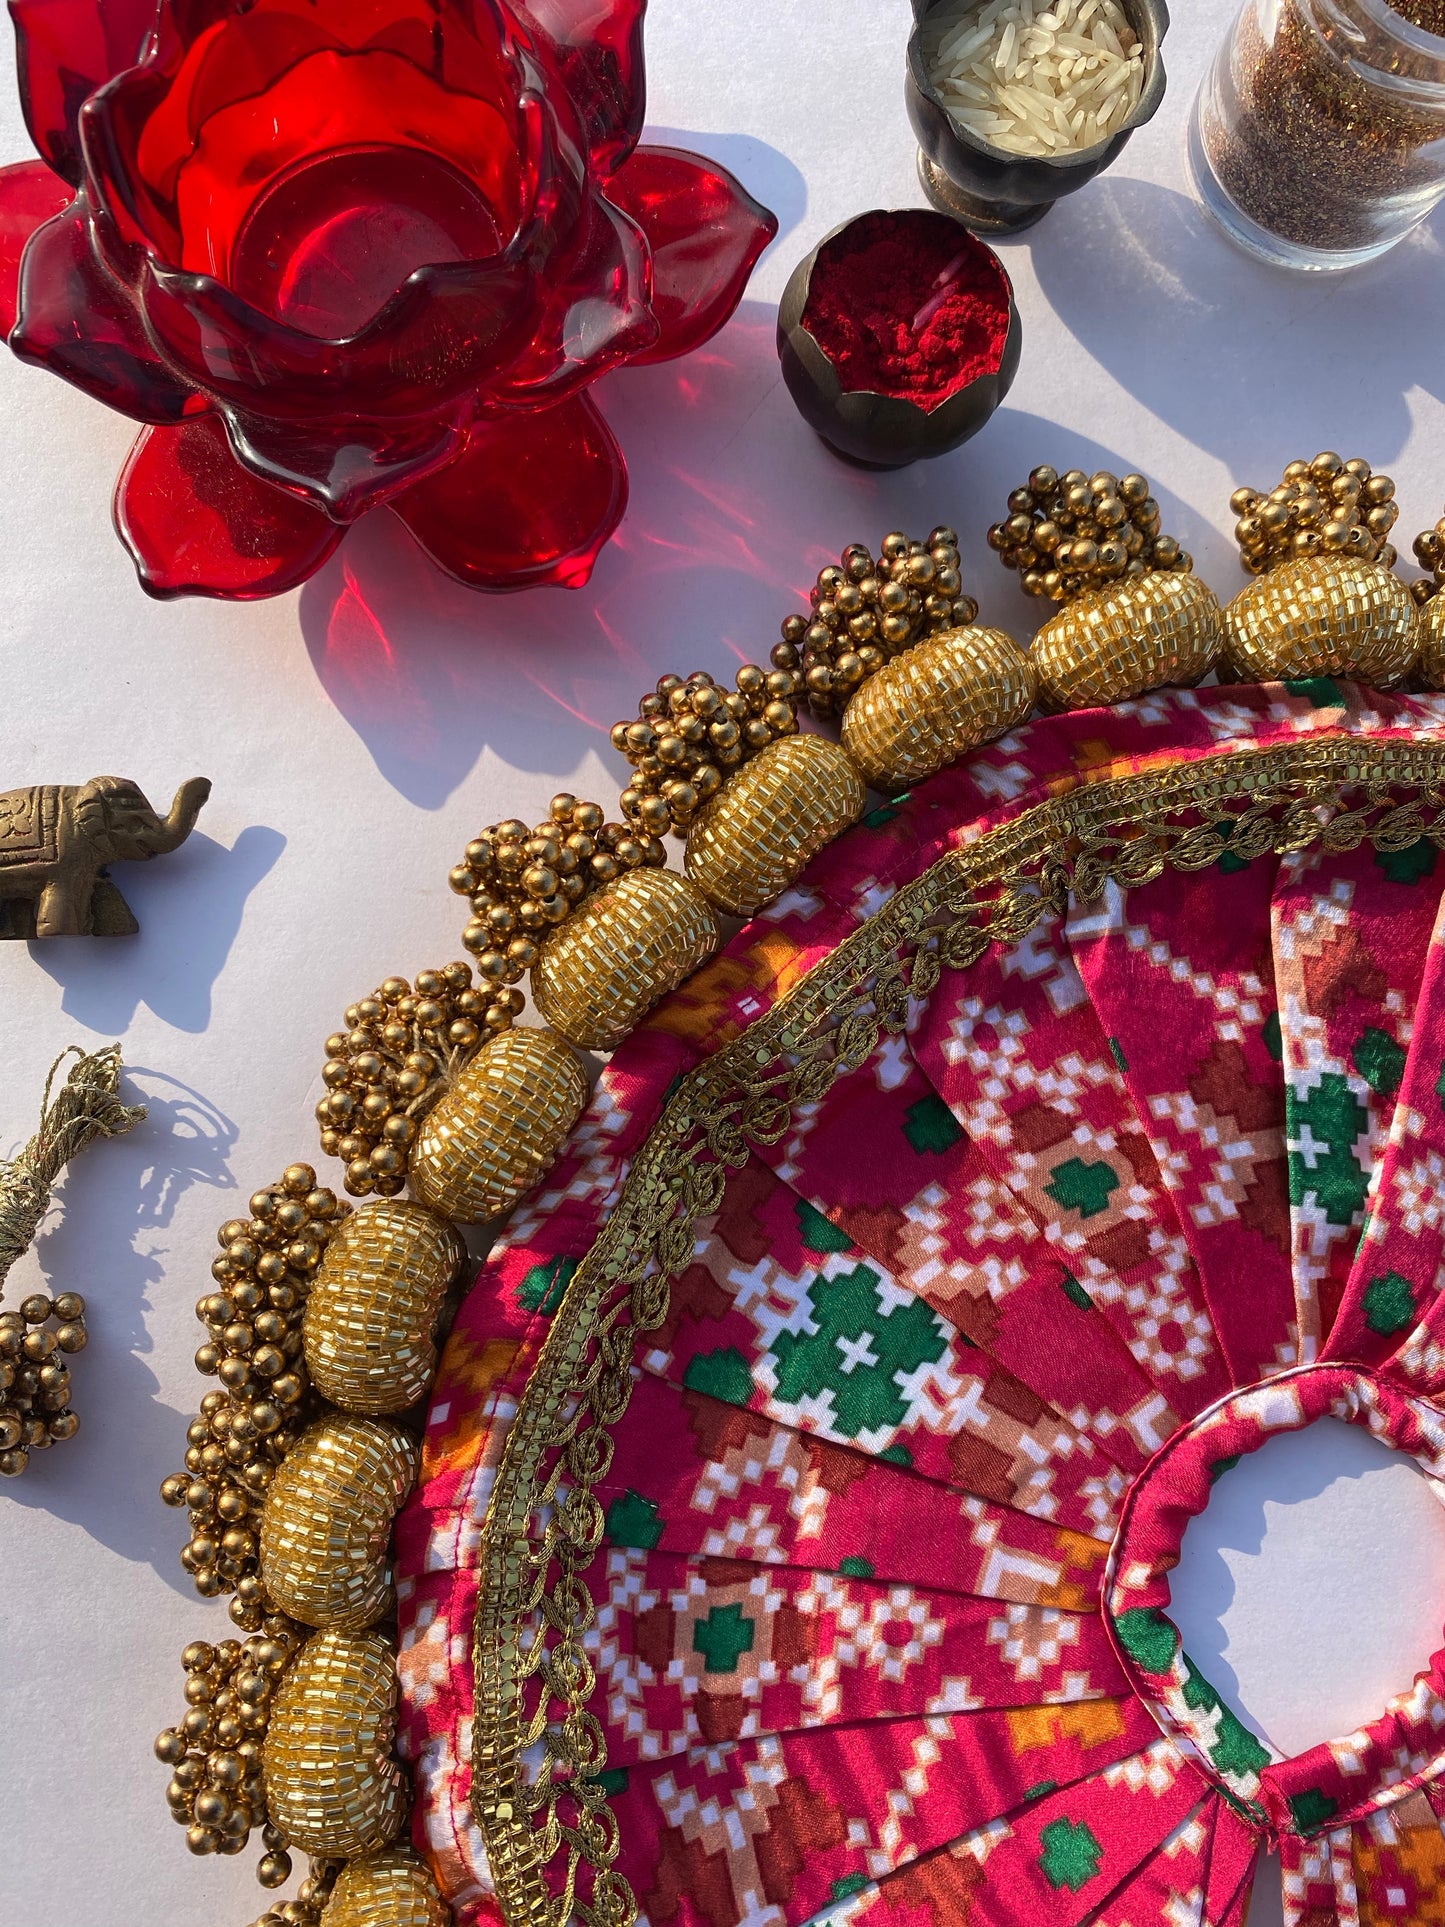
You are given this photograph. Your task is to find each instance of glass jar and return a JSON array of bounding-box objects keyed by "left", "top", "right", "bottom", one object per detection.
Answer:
[{"left": 1189, "top": 0, "right": 1445, "bottom": 270}]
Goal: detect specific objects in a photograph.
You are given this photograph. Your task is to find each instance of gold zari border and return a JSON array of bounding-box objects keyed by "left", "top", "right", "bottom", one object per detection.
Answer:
[{"left": 472, "top": 732, "right": 1445, "bottom": 1926}]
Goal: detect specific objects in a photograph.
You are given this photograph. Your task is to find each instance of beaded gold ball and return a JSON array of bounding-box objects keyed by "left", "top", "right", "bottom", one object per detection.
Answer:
[{"left": 1223, "top": 457, "right": 1416, "bottom": 686}]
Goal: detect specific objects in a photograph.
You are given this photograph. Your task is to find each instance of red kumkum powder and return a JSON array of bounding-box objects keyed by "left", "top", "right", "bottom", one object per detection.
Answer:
[{"left": 801, "top": 211, "right": 1011, "bottom": 412}]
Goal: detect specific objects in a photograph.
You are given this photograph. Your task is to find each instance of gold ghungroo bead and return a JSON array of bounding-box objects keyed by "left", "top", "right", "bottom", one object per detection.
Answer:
[
  {"left": 259, "top": 1418, "right": 417, "bottom": 1631},
  {"left": 531, "top": 867, "right": 719, "bottom": 1051},
  {"left": 263, "top": 1629, "right": 408, "bottom": 1857},
  {"left": 0, "top": 1291, "right": 86, "bottom": 1475},
  {"left": 682, "top": 733, "right": 867, "bottom": 915},
  {"left": 303, "top": 1201, "right": 463, "bottom": 1414},
  {"left": 408, "top": 1026, "right": 589, "bottom": 1224},
  {"left": 1231, "top": 452, "right": 1399, "bottom": 576},
  {"left": 153, "top": 1619, "right": 304, "bottom": 1864},
  {"left": 990, "top": 466, "right": 1190, "bottom": 599},
  {"left": 840, "top": 624, "right": 1036, "bottom": 791},
  {"left": 319, "top": 1847, "right": 450, "bottom": 1927},
  {"left": 773, "top": 527, "right": 977, "bottom": 720}
]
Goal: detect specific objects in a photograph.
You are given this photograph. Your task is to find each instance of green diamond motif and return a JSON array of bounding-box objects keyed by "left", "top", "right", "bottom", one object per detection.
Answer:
[
  {"left": 693, "top": 1602, "right": 755, "bottom": 1674},
  {"left": 1108, "top": 1037, "right": 1129, "bottom": 1072},
  {"left": 1287, "top": 1071, "right": 1369, "bottom": 1227},
  {"left": 1376, "top": 839, "right": 1438, "bottom": 886},
  {"left": 880, "top": 1443, "right": 914, "bottom": 1466},
  {"left": 1353, "top": 1026, "right": 1406, "bottom": 1097},
  {"left": 1264, "top": 1011, "right": 1283, "bottom": 1061},
  {"left": 605, "top": 1490, "right": 664, "bottom": 1550},
  {"left": 1038, "top": 1817, "right": 1104, "bottom": 1893},
  {"left": 517, "top": 1256, "right": 576, "bottom": 1316},
  {"left": 1045, "top": 1157, "right": 1119, "bottom": 1220},
  {"left": 902, "top": 1094, "right": 963, "bottom": 1155},
  {"left": 593, "top": 1766, "right": 629, "bottom": 1797},
  {"left": 796, "top": 1198, "right": 855, "bottom": 1254},
  {"left": 1113, "top": 1606, "right": 1179, "bottom": 1676},
  {"left": 771, "top": 1264, "right": 947, "bottom": 1438},
  {"left": 1363, "top": 1271, "right": 1416, "bottom": 1336},
  {"left": 839, "top": 1556, "right": 875, "bottom": 1579},
  {"left": 1209, "top": 1454, "right": 1242, "bottom": 1482},
  {"left": 683, "top": 1347, "right": 754, "bottom": 1406},
  {"left": 1288, "top": 1789, "right": 1340, "bottom": 1835},
  {"left": 830, "top": 1875, "right": 869, "bottom": 1902}
]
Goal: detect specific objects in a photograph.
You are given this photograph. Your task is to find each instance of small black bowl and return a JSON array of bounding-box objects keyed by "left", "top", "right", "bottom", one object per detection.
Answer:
[
  {"left": 776, "top": 209, "right": 1022, "bottom": 471},
  {"left": 906, "top": 0, "right": 1170, "bottom": 234}
]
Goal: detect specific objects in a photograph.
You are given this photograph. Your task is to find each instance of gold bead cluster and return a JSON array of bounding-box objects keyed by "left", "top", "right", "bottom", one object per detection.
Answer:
[
  {"left": 989, "top": 468, "right": 1188, "bottom": 603},
  {"left": 160, "top": 1168, "right": 348, "bottom": 1625},
  {"left": 612, "top": 667, "right": 802, "bottom": 836},
  {"left": 245, "top": 1870, "right": 337, "bottom": 1927},
  {"left": 153, "top": 1623, "right": 304, "bottom": 1867},
  {"left": 1412, "top": 510, "right": 1445, "bottom": 607},
  {"left": 318, "top": 965, "right": 503, "bottom": 1200},
  {"left": 452, "top": 794, "right": 665, "bottom": 967},
  {"left": 0, "top": 1291, "right": 84, "bottom": 1475},
  {"left": 774, "top": 528, "right": 976, "bottom": 719},
  {"left": 1231, "top": 454, "right": 1399, "bottom": 577}
]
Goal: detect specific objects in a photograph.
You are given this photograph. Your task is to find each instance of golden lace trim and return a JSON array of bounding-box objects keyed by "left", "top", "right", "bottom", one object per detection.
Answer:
[{"left": 471, "top": 731, "right": 1445, "bottom": 1927}]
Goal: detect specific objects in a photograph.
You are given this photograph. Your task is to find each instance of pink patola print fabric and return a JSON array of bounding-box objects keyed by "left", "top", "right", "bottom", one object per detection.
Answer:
[{"left": 396, "top": 681, "right": 1445, "bottom": 1926}]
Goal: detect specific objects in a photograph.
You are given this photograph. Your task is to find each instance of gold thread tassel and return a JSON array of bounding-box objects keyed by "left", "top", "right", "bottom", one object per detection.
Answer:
[
  {"left": 0, "top": 1043, "right": 145, "bottom": 1290},
  {"left": 0, "top": 1044, "right": 146, "bottom": 1475}
]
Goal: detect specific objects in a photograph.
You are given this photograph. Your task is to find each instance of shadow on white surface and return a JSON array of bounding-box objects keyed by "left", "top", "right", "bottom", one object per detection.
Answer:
[
  {"left": 25, "top": 824, "right": 286, "bottom": 1032},
  {"left": 1, "top": 1066, "right": 238, "bottom": 1585},
  {"left": 297, "top": 295, "right": 1215, "bottom": 808},
  {"left": 1029, "top": 176, "right": 1445, "bottom": 468},
  {"left": 1170, "top": 1416, "right": 1445, "bottom": 1759}
]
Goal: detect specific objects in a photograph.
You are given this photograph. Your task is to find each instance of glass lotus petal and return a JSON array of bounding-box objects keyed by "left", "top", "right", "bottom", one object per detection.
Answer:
[{"left": 0, "top": 0, "right": 776, "bottom": 599}]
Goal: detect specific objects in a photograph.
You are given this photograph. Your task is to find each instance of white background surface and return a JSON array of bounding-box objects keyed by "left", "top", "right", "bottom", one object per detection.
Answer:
[{"left": 2, "top": 0, "right": 1445, "bottom": 1921}]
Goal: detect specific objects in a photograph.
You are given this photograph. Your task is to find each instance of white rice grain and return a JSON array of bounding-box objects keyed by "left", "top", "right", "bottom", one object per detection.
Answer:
[{"left": 923, "top": 0, "right": 1145, "bottom": 156}]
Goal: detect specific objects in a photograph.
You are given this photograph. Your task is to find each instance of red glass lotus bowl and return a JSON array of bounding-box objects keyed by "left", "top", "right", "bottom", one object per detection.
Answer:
[{"left": 0, "top": 0, "right": 776, "bottom": 599}]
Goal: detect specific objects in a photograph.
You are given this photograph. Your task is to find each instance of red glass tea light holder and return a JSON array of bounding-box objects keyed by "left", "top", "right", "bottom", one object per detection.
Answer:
[{"left": 0, "top": 0, "right": 777, "bottom": 601}]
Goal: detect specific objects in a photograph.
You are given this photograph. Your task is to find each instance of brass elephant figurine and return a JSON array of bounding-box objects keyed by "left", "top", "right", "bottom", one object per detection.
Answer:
[{"left": 0, "top": 775, "right": 211, "bottom": 938}]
